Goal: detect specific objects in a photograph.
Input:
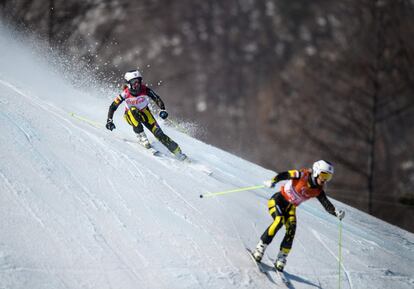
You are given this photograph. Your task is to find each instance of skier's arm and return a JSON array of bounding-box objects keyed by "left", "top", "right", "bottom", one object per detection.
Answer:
[
  {"left": 147, "top": 88, "right": 165, "bottom": 110},
  {"left": 274, "top": 170, "right": 301, "bottom": 182},
  {"left": 107, "top": 94, "right": 124, "bottom": 120},
  {"left": 265, "top": 170, "right": 301, "bottom": 187},
  {"left": 317, "top": 191, "right": 336, "bottom": 216},
  {"left": 106, "top": 94, "right": 124, "bottom": 131}
]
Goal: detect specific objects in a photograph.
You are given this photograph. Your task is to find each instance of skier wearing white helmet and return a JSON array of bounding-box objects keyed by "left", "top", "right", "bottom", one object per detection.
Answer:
[
  {"left": 251, "top": 160, "right": 345, "bottom": 272},
  {"left": 106, "top": 69, "right": 186, "bottom": 160}
]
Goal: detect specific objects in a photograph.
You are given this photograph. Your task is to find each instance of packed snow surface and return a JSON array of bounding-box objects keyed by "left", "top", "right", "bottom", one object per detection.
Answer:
[{"left": 1, "top": 23, "right": 413, "bottom": 289}]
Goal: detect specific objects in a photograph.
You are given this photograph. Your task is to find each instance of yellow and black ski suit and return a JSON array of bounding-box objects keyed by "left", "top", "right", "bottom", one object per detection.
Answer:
[
  {"left": 260, "top": 169, "right": 336, "bottom": 255},
  {"left": 107, "top": 84, "right": 181, "bottom": 154}
]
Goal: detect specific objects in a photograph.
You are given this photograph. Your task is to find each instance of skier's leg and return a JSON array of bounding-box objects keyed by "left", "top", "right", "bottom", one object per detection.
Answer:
[
  {"left": 275, "top": 205, "right": 296, "bottom": 271},
  {"left": 141, "top": 107, "right": 184, "bottom": 155},
  {"left": 261, "top": 198, "right": 285, "bottom": 244},
  {"left": 124, "top": 109, "right": 143, "bottom": 133},
  {"left": 125, "top": 109, "right": 150, "bottom": 148},
  {"left": 253, "top": 197, "right": 284, "bottom": 262},
  {"left": 280, "top": 205, "right": 296, "bottom": 252}
]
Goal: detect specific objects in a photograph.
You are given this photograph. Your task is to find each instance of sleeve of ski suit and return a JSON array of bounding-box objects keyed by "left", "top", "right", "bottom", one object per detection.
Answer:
[
  {"left": 317, "top": 191, "right": 336, "bottom": 216},
  {"left": 147, "top": 88, "right": 165, "bottom": 110},
  {"left": 107, "top": 94, "right": 124, "bottom": 120},
  {"left": 271, "top": 170, "right": 301, "bottom": 184}
]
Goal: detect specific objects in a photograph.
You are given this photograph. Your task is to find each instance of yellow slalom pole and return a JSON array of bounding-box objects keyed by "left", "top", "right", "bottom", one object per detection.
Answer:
[
  {"left": 199, "top": 185, "right": 265, "bottom": 198},
  {"left": 69, "top": 112, "right": 103, "bottom": 128}
]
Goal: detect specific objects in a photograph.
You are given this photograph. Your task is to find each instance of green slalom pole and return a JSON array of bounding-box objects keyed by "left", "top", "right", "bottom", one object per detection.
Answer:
[
  {"left": 338, "top": 220, "right": 343, "bottom": 289},
  {"left": 199, "top": 185, "right": 265, "bottom": 198}
]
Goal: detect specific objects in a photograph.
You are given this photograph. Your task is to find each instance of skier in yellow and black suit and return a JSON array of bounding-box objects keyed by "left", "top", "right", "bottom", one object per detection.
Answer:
[
  {"left": 106, "top": 69, "right": 186, "bottom": 160},
  {"left": 252, "top": 160, "right": 345, "bottom": 272}
]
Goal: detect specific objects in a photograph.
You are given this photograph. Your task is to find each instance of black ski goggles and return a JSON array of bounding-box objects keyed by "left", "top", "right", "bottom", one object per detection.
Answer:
[{"left": 129, "top": 78, "right": 142, "bottom": 89}]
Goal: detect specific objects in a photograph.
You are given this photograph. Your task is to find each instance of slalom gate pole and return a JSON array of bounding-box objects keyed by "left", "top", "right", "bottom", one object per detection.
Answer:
[
  {"left": 199, "top": 185, "right": 265, "bottom": 199},
  {"left": 338, "top": 220, "right": 343, "bottom": 289}
]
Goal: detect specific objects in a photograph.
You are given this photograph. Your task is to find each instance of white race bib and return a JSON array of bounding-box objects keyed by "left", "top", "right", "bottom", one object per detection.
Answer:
[{"left": 125, "top": 95, "right": 149, "bottom": 110}]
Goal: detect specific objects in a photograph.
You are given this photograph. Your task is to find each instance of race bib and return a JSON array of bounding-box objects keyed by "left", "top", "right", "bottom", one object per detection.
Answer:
[
  {"left": 283, "top": 181, "right": 304, "bottom": 206},
  {"left": 125, "top": 95, "right": 149, "bottom": 110}
]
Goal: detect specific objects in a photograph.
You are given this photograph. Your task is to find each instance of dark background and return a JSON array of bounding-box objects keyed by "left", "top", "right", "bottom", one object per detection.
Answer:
[{"left": 2, "top": 0, "right": 414, "bottom": 232}]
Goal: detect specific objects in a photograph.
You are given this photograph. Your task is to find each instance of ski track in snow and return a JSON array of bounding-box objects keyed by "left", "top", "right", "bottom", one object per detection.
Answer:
[
  {"left": 311, "top": 229, "right": 353, "bottom": 289},
  {"left": 294, "top": 234, "right": 323, "bottom": 288},
  {"left": 0, "top": 171, "right": 105, "bottom": 289}
]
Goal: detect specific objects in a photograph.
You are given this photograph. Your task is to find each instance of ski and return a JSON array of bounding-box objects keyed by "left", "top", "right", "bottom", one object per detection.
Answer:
[
  {"left": 274, "top": 269, "right": 293, "bottom": 288},
  {"left": 148, "top": 146, "right": 162, "bottom": 156},
  {"left": 246, "top": 248, "right": 267, "bottom": 274},
  {"left": 266, "top": 255, "right": 294, "bottom": 288},
  {"left": 245, "top": 248, "right": 281, "bottom": 285},
  {"left": 184, "top": 157, "right": 213, "bottom": 175},
  {"left": 124, "top": 137, "right": 212, "bottom": 175},
  {"left": 246, "top": 248, "right": 294, "bottom": 288},
  {"left": 167, "top": 155, "right": 213, "bottom": 176},
  {"left": 121, "top": 138, "right": 162, "bottom": 156},
  {"left": 174, "top": 152, "right": 189, "bottom": 162}
]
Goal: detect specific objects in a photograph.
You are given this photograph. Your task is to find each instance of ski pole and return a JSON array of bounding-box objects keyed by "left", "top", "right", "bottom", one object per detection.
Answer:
[
  {"left": 338, "top": 219, "right": 343, "bottom": 289},
  {"left": 69, "top": 112, "right": 103, "bottom": 128},
  {"left": 199, "top": 185, "right": 265, "bottom": 198}
]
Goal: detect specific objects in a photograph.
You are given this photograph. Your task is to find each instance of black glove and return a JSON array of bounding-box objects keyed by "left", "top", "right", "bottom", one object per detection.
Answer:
[
  {"left": 159, "top": 110, "right": 169, "bottom": 119},
  {"left": 106, "top": 118, "right": 116, "bottom": 131}
]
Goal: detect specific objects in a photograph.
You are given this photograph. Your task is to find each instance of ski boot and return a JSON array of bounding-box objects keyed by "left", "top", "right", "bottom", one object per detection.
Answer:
[
  {"left": 173, "top": 147, "right": 187, "bottom": 161},
  {"left": 275, "top": 250, "right": 288, "bottom": 272},
  {"left": 252, "top": 240, "right": 267, "bottom": 262},
  {"left": 136, "top": 132, "right": 151, "bottom": 149}
]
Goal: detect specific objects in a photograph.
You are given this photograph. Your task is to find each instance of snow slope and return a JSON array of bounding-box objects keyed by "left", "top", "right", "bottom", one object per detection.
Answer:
[{"left": 1, "top": 23, "right": 414, "bottom": 289}]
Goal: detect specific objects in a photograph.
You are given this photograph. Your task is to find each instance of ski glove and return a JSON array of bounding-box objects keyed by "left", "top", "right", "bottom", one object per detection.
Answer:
[
  {"left": 159, "top": 110, "right": 169, "bottom": 119},
  {"left": 264, "top": 180, "right": 276, "bottom": 188},
  {"left": 106, "top": 118, "right": 116, "bottom": 131},
  {"left": 335, "top": 209, "right": 345, "bottom": 220}
]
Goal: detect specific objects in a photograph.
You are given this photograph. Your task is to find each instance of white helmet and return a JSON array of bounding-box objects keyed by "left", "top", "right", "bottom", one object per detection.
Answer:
[
  {"left": 312, "top": 160, "right": 334, "bottom": 181},
  {"left": 124, "top": 70, "right": 143, "bottom": 95},
  {"left": 124, "top": 69, "right": 142, "bottom": 82}
]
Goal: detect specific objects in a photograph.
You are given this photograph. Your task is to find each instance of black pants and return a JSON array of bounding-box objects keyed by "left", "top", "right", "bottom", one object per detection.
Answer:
[
  {"left": 260, "top": 192, "right": 297, "bottom": 254},
  {"left": 124, "top": 107, "right": 180, "bottom": 154}
]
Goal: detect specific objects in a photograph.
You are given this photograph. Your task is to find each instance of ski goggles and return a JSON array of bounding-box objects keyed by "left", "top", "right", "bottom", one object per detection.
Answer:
[
  {"left": 318, "top": 172, "right": 333, "bottom": 182},
  {"left": 129, "top": 78, "right": 142, "bottom": 89}
]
